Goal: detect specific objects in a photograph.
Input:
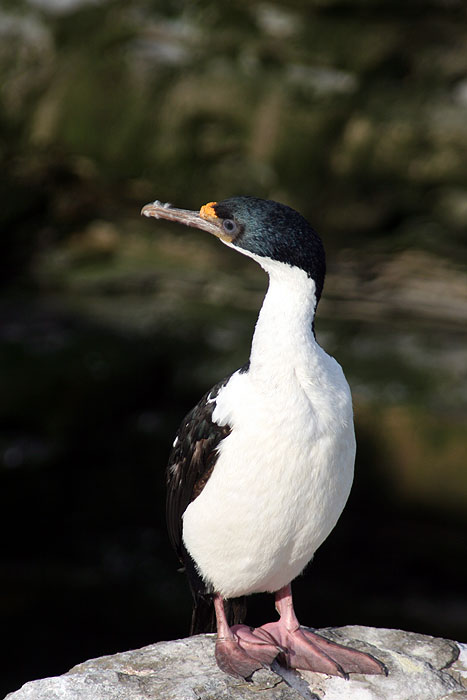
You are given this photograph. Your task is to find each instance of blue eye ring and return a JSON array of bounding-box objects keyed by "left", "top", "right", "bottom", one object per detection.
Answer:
[{"left": 222, "top": 219, "right": 238, "bottom": 235}]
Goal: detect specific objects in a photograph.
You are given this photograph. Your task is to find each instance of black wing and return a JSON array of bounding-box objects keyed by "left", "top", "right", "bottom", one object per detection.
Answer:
[
  {"left": 167, "top": 366, "right": 250, "bottom": 633},
  {"left": 166, "top": 376, "right": 231, "bottom": 577}
]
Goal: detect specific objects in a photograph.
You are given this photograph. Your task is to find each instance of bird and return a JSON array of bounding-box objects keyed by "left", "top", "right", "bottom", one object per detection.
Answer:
[{"left": 141, "top": 196, "right": 386, "bottom": 680}]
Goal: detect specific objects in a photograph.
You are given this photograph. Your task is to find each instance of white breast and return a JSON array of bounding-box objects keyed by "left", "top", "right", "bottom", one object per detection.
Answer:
[{"left": 182, "top": 260, "right": 356, "bottom": 599}]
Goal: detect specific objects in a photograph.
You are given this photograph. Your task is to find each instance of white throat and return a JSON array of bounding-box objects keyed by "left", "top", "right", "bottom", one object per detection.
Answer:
[{"left": 245, "top": 255, "right": 320, "bottom": 382}]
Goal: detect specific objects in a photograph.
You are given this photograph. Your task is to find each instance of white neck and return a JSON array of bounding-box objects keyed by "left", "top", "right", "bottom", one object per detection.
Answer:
[{"left": 247, "top": 256, "right": 320, "bottom": 382}]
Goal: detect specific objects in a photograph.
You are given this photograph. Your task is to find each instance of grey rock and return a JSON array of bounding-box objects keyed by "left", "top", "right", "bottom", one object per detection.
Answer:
[{"left": 5, "top": 626, "right": 467, "bottom": 700}]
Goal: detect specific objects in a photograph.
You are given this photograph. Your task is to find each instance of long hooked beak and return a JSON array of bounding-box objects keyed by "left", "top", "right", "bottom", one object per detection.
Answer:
[{"left": 141, "top": 200, "right": 229, "bottom": 240}]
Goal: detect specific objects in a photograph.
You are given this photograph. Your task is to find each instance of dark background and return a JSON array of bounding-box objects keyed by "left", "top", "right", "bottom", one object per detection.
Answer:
[{"left": 1, "top": 1, "right": 467, "bottom": 697}]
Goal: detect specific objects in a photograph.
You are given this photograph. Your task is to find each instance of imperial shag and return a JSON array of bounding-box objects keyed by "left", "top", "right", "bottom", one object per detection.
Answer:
[{"left": 141, "top": 196, "right": 386, "bottom": 680}]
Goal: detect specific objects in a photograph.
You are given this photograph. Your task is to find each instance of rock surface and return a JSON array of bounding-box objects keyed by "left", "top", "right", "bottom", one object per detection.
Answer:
[{"left": 6, "top": 626, "right": 467, "bottom": 700}]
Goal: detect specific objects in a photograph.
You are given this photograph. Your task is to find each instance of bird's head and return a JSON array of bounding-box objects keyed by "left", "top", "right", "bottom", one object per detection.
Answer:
[{"left": 141, "top": 196, "right": 326, "bottom": 302}]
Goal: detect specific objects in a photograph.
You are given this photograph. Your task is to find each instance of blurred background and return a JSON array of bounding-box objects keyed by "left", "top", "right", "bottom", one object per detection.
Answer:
[{"left": 1, "top": 0, "right": 467, "bottom": 695}]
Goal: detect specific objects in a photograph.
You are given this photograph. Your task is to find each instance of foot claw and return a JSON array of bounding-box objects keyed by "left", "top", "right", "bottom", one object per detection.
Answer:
[
  {"left": 251, "top": 623, "right": 386, "bottom": 676},
  {"left": 300, "top": 628, "right": 387, "bottom": 676}
]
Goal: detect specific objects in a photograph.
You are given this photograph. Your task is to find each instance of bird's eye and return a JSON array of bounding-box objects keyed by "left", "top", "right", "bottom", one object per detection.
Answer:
[{"left": 222, "top": 219, "right": 238, "bottom": 235}]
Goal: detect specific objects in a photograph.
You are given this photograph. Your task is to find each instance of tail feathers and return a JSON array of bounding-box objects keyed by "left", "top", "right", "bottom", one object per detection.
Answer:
[
  {"left": 190, "top": 594, "right": 247, "bottom": 635},
  {"left": 190, "top": 594, "right": 216, "bottom": 634}
]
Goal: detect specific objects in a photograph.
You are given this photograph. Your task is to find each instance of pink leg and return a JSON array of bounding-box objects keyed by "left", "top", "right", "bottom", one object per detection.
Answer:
[
  {"left": 213, "top": 594, "right": 279, "bottom": 679},
  {"left": 254, "top": 584, "right": 387, "bottom": 677}
]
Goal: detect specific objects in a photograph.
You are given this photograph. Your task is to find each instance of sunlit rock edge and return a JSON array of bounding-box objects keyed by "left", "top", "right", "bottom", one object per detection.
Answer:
[{"left": 5, "top": 626, "right": 467, "bottom": 700}]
